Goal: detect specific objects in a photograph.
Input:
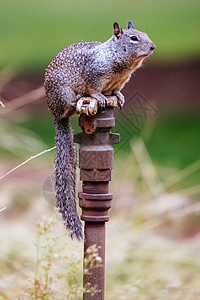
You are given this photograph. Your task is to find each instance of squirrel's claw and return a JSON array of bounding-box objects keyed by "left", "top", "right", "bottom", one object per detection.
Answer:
[
  {"left": 113, "top": 91, "right": 125, "bottom": 109},
  {"left": 90, "top": 93, "right": 107, "bottom": 109},
  {"left": 99, "top": 99, "right": 106, "bottom": 109}
]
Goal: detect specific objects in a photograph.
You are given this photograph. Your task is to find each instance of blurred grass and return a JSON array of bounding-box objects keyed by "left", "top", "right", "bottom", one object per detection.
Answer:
[
  {"left": 0, "top": 184, "right": 199, "bottom": 299},
  {"left": 0, "top": 0, "right": 200, "bottom": 71},
  {"left": 143, "top": 111, "right": 200, "bottom": 169},
  {"left": 1, "top": 110, "right": 199, "bottom": 196},
  {"left": 13, "top": 111, "right": 200, "bottom": 169}
]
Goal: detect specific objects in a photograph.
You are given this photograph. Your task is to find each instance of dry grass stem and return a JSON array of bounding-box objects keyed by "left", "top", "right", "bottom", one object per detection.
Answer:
[
  {"left": 0, "top": 146, "right": 56, "bottom": 181},
  {"left": 0, "top": 86, "right": 44, "bottom": 115}
]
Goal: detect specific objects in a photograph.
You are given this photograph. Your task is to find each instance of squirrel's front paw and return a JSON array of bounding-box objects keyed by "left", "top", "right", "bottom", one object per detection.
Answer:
[
  {"left": 90, "top": 93, "right": 107, "bottom": 109},
  {"left": 114, "top": 91, "right": 125, "bottom": 109}
]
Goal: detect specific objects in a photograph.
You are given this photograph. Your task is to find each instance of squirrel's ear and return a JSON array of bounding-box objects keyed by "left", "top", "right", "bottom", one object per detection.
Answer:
[
  {"left": 113, "top": 22, "right": 123, "bottom": 38},
  {"left": 127, "top": 20, "right": 134, "bottom": 29}
]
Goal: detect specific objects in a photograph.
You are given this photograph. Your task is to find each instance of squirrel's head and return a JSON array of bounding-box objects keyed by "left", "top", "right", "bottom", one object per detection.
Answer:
[{"left": 113, "top": 21, "right": 156, "bottom": 61}]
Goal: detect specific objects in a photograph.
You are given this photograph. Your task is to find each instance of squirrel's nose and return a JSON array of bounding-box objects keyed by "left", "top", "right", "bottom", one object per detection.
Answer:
[{"left": 150, "top": 43, "right": 156, "bottom": 51}]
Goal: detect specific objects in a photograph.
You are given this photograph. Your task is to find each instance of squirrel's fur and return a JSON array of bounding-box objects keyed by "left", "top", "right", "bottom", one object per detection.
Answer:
[{"left": 44, "top": 21, "right": 155, "bottom": 239}]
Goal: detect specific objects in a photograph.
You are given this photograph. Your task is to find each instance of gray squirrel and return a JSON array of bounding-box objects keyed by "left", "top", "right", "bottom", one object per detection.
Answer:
[{"left": 44, "top": 21, "right": 155, "bottom": 240}]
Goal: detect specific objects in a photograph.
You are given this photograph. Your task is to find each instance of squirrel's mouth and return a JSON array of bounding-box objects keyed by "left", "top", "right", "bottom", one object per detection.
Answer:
[
  {"left": 141, "top": 50, "right": 154, "bottom": 58},
  {"left": 138, "top": 53, "right": 150, "bottom": 59}
]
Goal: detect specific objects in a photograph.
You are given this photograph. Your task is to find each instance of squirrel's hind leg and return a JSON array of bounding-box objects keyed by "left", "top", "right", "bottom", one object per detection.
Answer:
[{"left": 60, "top": 86, "right": 77, "bottom": 119}]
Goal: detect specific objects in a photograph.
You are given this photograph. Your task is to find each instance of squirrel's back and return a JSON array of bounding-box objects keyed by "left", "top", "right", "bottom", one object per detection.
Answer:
[{"left": 44, "top": 41, "right": 102, "bottom": 93}]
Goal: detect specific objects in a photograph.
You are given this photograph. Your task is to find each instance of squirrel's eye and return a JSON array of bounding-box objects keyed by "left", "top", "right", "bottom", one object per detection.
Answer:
[{"left": 130, "top": 36, "right": 138, "bottom": 41}]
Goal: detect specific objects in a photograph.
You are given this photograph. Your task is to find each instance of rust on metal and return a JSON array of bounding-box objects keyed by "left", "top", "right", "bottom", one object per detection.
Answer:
[
  {"left": 74, "top": 97, "right": 119, "bottom": 299},
  {"left": 80, "top": 169, "right": 112, "bottom": 182},
  {"left": 83, "top": 222, "right": 105, "bottom": 298}
]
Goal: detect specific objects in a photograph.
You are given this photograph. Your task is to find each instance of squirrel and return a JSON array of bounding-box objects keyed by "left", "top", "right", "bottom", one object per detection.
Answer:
[{"left": 44, "top": 21, "right": 155, "bottom": 240}]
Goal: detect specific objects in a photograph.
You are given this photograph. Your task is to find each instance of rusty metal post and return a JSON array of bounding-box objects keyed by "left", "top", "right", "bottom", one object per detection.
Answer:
[{"left": 74, "top": 101, "right": 119, "bottom": 300}]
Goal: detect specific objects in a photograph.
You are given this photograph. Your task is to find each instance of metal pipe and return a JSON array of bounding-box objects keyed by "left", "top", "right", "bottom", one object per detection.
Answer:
[
  {"left": 83, "top": 222, "right": 105, "bottom": 299},
  {"left": 74, "top": 98, "right": 119, "bottom": 299}
]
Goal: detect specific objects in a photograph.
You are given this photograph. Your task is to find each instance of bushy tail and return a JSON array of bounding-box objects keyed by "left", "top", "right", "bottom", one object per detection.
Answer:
[{"left": 55, "top": 118, "right": 83, "bottom": 240}]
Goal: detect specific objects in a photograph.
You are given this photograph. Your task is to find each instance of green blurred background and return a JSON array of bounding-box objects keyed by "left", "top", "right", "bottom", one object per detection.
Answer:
[
  {"left": 1, "top": 0, "right": 200, "bottom": 70},
  {"left": 0, "top": 0, "right": 200, "bottom": 299}
]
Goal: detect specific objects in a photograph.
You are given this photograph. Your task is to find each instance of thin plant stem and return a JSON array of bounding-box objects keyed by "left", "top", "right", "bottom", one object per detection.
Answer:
[{"left": 0, "top": 146, "right": 56, "bottom": 181}]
